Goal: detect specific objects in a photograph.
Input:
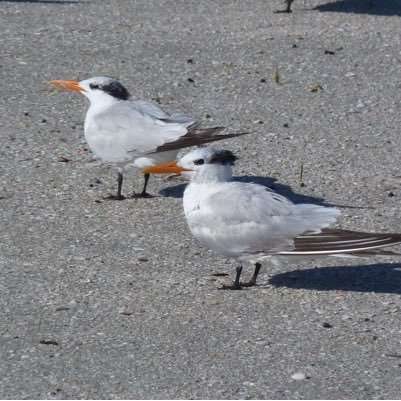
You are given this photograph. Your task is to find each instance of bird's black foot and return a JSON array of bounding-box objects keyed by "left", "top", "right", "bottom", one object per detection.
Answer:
[
  {"left": 219, "top": 263, "right": 261, "bottom": 290},
  {"left": 240, "top": 281, "right": 258, "bottom": 288},
  {"left": 218, "top": 280, "right": 257, "bottom": 291},
  {"left": 273, "top": 8, "right": 292, "bottom": 13},
  {"left": 135, "top": 173, "right": 153, "bottom": 198},
  {"left": 104, "top": 193, "right": 126, "bottom": 201},
  {"left": 219, "top": 283, "right": 242, "bottom": 291},
  {"left": 106, "top": 172, "right": 126, "bottom": 200},
  {"left": 131, "top": 191, "right": 154, "bottom": 199}
]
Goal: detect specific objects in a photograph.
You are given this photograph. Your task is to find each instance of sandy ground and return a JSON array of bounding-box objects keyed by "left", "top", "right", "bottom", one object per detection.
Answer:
[{"left": 1, "top": 0, "right": 401, "bottom": 399}]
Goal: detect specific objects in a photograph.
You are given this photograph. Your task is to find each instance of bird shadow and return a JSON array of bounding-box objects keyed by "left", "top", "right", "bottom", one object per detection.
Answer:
[
  {"left": 159, "top": 175, "right": 366, "bottom": 209},
  {"left": 313, "top": 0, "right": 401, "bottom": 16},
  {"left": 269, "top": 263, "right": 401, "bottom": 294}
]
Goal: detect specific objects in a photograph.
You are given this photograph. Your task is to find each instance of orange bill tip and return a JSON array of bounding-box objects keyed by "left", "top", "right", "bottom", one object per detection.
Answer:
[
  {"left": 49, "top": 80, "right": 84, "bottom": 93},
  {"left": 142, "top": 161, "right": 191, "bottom": 175}
]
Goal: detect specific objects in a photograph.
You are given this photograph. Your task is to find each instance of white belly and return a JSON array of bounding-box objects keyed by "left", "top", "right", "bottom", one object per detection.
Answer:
[{"left": 133, "top": 150, "right": 180, "bottom": 169}]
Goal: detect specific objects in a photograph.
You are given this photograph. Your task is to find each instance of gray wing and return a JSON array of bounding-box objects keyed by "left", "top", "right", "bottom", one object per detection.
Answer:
[
  {"left": 185, "top": 182, "right": 340, "bottom": 258},
  {"left": 130, "top": 100, "right": 171, "bottom": 119},
  {"left": 131, "top": 100, "right": 197, "bottom": 127}
]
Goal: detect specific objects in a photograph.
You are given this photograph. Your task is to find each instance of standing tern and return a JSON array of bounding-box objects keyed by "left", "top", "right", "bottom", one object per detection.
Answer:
[
  {"left": 49, "top": 76, "right": 246, "bottom": 199},
  {"left": 147, "top": 147, "right": 401, "bottom": 290}
]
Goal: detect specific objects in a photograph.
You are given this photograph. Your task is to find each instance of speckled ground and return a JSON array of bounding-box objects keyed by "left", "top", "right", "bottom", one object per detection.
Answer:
[{"left": 1, "top": 0, "right": 401, "bottom": 399}]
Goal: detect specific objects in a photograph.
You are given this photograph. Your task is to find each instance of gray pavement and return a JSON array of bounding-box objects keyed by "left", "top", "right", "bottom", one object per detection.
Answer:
[{"left": 1, "top": 0, "right": 401, "bottom": 399}]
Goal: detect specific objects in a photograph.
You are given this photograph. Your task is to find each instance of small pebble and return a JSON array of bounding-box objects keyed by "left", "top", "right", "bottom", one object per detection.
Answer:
[
  {"left": 291, "top": 372, "right": 307, "bottom": 380},
  {"left": 119, "top": 310, "right": 133, "bottom": 316},
  {"left": 310, "top": 85, "right": 323, "bottom": 93},
  {"left": 56, "top": 156, "right": 70, "bottom": 163},
  {"left": 40, "top": 340, "right": 59, "bottom": 346},
  {"left": 55, "top": 306, "right": 70, "bottom": 312}
]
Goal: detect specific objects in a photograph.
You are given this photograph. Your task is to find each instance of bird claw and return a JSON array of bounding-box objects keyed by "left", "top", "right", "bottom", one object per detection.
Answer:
[
  {"left": 219, "top": 284, "right": 243, "bottom": 290},
  {"left": 104, "top": 193, "right": 126, "bottom": 201},
  {"left": 218, "top": 281, "right": 256, "bottom": 290},
  {"left": 131, "top": 192, "right": 154, "bottom": 199}
]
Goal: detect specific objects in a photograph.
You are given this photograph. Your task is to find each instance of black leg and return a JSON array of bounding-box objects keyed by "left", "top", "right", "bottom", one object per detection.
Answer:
[
  {"left": 219, "top": 263, "right": 261, "bottom": 290},
  {"left": 219, "top": 265, "right": 243, "bottom": 290},
  {"left": 234, "top": 265, "right": 243, "bottom": 289},
  {"left": 132, "top": 173, "right": 154, "bottom": 198},
  {"left": 117, "top": 171, "right": 124, "bottom": 198},
  {"left": 140, "top": 173, "right": 151, "bottom": 197},
  {"left": 248, "top": 263, "right": 261, "bottom": 287},
  {"left": 274, "top": 0, "right": 293, "bottom": 13},
  {"left": 105, "top": 171, "right": 126, "bottom": 200},
  {"left": 286, "top": 0, "right": 294, "bottom": 12}
]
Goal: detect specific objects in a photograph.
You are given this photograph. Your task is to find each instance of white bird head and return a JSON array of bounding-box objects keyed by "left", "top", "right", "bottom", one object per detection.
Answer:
[
  {"left": 144, "top": 147, "right": 237, "bottom": 183},
  {"left": 49, "top": 76, "right": 131, "bottom": 104}
]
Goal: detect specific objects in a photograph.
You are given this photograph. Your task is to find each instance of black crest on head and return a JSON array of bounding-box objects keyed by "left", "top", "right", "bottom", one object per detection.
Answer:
[
  {"left": 101, "top": 80, "right": 131, "bottom": 101},
  {"left": 210, "top": 150, "right": 237, "bottom": 165}
]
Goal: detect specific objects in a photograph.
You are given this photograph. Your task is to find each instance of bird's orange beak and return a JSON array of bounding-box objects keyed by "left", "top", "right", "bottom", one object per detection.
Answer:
[
  {"left": 49, "top": 80, "right": 84, "bottom": 93},
  {"left": 142, "top": 161, "right": 191, "bottom": 175}
]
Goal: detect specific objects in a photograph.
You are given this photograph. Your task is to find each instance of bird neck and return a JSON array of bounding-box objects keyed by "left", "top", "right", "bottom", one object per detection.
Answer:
[
  {"left": 87, "top": 92, "right": 123, "bottom": 110},
  {"left": 190, "top": 165, "right": 232, "bottom": 184}
]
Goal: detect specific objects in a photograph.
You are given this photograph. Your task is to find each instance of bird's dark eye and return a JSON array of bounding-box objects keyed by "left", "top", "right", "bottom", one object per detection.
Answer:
[
  {"left": 193, "top": 159, "right": 205, "bottom": 165},
  {"left": 90, "top": 83, "right": 100, "bottom": 90}
]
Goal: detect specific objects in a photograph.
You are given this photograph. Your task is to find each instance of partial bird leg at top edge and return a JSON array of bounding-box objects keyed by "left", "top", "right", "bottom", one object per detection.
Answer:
[{"left": 274, "top": 0, "right": 294, "bottom": 13}]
